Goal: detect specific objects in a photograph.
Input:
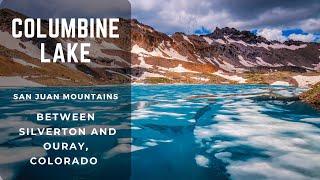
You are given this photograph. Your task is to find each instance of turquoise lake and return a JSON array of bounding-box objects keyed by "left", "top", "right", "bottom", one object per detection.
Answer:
[{"left": 0, "top": 85, "right": 320, "bottom": 180}]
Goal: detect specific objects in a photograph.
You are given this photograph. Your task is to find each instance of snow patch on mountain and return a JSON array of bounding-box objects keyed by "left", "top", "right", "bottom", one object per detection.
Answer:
[
  {"left": 131, "top": 44, "right": 157, "bottom": 56},
  {"left": 183, "top": 35, "right": 193, "bottom": 45},
  {"left": 209, "top": 58, "right": 243, "bottom": 72},
  {"left": 133, "top": 56, "right": 153, "bottom": 69},
  {"left": 313, "top": 62, "right": 320, "bottom": 70},
  {"left": 213, "top": 71, "right": 247, "bottom": 83},
  {"left": 12, "top": 58, "right": 40, "bottom": 68},
  {"left": 105, "top": 70, "right": 130, "bottom": 79},
  {"left": 293, "top": 75, "right": 320, "bottom": 87},
  {"left": 255, "top": 57, "right": 273, "bottom": 67},
  {"left": 238, "top": 55, "right": 255, "bottom": 67},
  {"left": 131, "top": 44, "right": 165, "bottom": 58},
  {"left": 131, "top": 43, "right": 190, "bottom": 62},
  {"left": 191, "top": 77, "right": 210, "bottom": 82},
  {"left": 161, "top": 47, "right": 189, "bottom": 62},
  {"left": 226, "top": 37, "right": 249, "bottom": 47},
  {"left": 215, "top": 39, "right": 226, "bottom": 45},
  {"left": 159, "top": 42, "right": 190, "bottom": 62},
  {"left": 202, "top": 36, "right": 213, "bottom": 44},
  {"left": 0, "top": 30, "right": 52, "bottom": 59},
  {"left": 168, "top": 64, "right": 198, "bottom": 73},
  {"left": 203, "top": 37, "right": 213, "bottom": 44},
  {"left": 101, "top": 41, "right": 122, "bottom": 50}
]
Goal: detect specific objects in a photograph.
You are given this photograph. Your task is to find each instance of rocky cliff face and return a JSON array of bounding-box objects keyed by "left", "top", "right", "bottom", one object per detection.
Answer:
[
  {"left": 0, "top": 8, "right": 320, "bottom": 86},
  {"left": 131, "top": 23, "right": 320, "bottom": 73},
  {"left": 130, "top": 19, "right": 320, "bottom": 84}
]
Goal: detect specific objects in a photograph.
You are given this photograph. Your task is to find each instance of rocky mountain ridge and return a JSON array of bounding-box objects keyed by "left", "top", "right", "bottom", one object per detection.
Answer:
[{"left": 0, "top": 8, "right": 320, "bottom": 86}]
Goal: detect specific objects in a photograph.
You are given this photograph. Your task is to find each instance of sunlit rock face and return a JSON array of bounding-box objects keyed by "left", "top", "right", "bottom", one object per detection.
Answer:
[{"left": 0, "top": 8, "right": 319, "bottom": 85}]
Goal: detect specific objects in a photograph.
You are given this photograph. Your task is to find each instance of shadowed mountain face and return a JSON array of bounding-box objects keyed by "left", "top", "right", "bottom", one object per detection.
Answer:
[{"left": 0, "top": 8, "right": 320, "bottom": 85}]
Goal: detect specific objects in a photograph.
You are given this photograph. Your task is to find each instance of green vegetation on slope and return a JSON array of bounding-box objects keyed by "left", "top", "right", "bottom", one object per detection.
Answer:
[
  {"left": 300, "top": 82, "right": 320, "bottom": 106},
  {"left": 144, "top": 77, "right": 173, "bottom": 84}
]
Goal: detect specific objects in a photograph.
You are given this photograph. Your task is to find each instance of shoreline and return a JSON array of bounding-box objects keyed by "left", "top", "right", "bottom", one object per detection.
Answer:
[
  {"left": 0, "top": 81, "right": 318, "bottom": 109},
  {"left": 0, "top": 83, "right": 301, "bottom": 88},
  {"left": 0, "top": 82, "right": 309, "bottom": 88}
]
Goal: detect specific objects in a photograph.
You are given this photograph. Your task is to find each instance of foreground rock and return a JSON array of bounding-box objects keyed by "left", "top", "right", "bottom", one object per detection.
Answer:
[{"left": 300, "top": 82, "right": 320, "bottom": 107}]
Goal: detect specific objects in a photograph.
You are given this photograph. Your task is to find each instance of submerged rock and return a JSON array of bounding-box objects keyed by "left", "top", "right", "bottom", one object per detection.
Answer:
[{"left": 253, "top": 93, "right": 300, "bottom": 101}]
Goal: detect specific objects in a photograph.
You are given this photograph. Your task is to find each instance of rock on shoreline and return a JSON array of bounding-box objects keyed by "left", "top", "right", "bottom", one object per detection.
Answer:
[{"left": 300, "top": 82, "right": 320, "bottom": 107}]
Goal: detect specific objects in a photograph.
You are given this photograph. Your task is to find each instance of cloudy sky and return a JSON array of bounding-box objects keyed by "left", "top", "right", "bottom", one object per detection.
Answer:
[
  {"left": 1, "top": 0, "right": 319, "bottom": 42},
  {"left": 0, "top": 0, "right": 130, "bottom": 18},
  {"left": 130, "top": 0, "right": 320, "bottom": 42}
]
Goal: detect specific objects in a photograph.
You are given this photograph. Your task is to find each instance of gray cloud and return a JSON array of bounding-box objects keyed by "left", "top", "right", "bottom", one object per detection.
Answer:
[
  {"left": 1, "top": 0, "right": 319, "bottom": 34},
  {"left": 130, "top": 0, "right": 320, "bottom": 34},
  {"left": 0, "top": 0, "right": 131, "bottom": 19}
]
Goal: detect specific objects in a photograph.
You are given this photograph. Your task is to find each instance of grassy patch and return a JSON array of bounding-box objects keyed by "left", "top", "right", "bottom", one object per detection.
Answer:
[
  {"left": 300, "top": 82, "right": 320, "bottom": 106},
  {"left": 144, "top": 77, "right": 172, "bottom": 84},
  {"left": 244, "top": 72, "right": 295, "bottom": 85}
]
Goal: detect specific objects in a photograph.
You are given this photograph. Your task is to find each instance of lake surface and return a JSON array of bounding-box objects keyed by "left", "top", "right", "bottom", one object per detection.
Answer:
[{"left": 1, "top": 85, "right": 320, "bottom": 180}]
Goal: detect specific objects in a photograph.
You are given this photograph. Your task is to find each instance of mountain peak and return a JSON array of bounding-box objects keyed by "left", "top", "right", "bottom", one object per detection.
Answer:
[
  {"left": 214, "top": 27, "right": 240, "bottom": 36},
  {"left": 207, "top": 27, "right": 269, "bottom": 44}
]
